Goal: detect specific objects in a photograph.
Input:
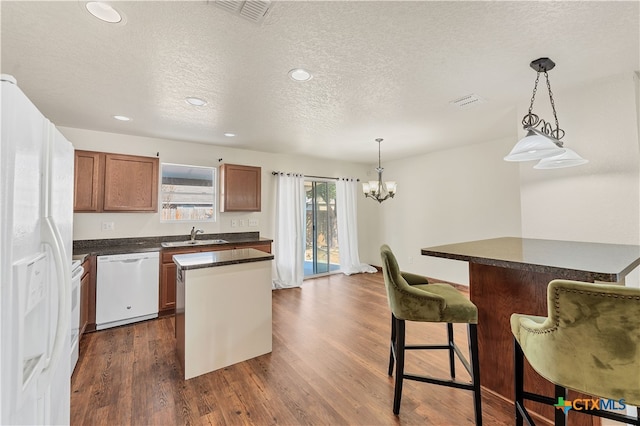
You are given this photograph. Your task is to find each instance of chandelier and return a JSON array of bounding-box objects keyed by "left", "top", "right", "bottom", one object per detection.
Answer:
[
  {"left": 504, "top": 57, "right": 587, "bottom": 169},
  {"left": 362, "top": 138, "right": 396, "bottom": 203}
]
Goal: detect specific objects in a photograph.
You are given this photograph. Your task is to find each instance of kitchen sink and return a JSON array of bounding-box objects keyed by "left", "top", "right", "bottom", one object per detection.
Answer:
[{"left": 161, "top": 239, "right": 228, "bottom": 248}]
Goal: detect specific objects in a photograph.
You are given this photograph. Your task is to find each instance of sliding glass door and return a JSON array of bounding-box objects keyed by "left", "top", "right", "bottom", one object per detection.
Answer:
[{"left": 304, "top": 180, "right": 340, "bottom": 277}]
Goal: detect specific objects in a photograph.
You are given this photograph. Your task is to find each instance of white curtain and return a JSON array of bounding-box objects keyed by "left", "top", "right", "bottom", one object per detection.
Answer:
[
  {"left": 336, "top": 179, "right": 376, "bottom": 275},
  {"left": 272, "top": 173, "right": 306, "bottom": 289}
]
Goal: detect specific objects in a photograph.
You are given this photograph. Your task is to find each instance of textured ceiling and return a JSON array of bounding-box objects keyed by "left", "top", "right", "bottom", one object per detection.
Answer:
[{"left": 2, "top": 1, "right": 639, "bottom": 164}]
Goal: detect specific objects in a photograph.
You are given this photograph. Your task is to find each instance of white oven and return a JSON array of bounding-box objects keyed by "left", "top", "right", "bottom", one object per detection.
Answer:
[{"left": 70, "top": 260, "right": 83, "bottom": 374}]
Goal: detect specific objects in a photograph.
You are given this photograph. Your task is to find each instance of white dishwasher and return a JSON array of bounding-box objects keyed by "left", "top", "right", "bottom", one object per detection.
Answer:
[{"left": 96, "top": 251, "right": 160, "bottom": 330}]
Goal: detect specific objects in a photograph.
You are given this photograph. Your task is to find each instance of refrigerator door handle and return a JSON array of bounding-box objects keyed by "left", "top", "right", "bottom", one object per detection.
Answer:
[{"left": 39, "top": 216, "right": 71, "bottom": 384}]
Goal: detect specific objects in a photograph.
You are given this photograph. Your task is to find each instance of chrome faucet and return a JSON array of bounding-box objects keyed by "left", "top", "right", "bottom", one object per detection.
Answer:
[{"left": 190, "top": 226, "right": 204, "bottom": 241}]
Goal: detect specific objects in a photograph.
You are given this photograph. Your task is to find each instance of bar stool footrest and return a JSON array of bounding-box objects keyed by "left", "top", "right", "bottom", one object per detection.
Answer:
[{"left": 404, "top": 373, "right": 475, "bottom": 391}]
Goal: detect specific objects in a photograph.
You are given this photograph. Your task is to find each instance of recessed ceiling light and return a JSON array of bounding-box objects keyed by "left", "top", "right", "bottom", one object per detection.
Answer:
[
  {"left": 224, "top": 132, "right": 236, "bottom": 137},
  {"left": 288, "top": 68, "right": 312, "bottom": 82},
  {"left": 185, "top": 97, "right": 207, "bottom": 106},
  {"left": 113, "top": 115, "right": 131, "bottom": 121},
  {"left": 85, "top": 2, "right": 122, "bottom": 23}
]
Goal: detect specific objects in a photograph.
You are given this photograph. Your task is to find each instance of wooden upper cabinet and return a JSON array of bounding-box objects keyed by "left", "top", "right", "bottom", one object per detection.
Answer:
[
  {"left": 74, "top": 151, "right": 102, "bottom": 212},
  {"left": 73, "top": 150, "right": 159, "bottom": 213},
  {"left": 219, "top": 164, "right": 261, "bottom": 212},
  {"left": 103, "top": 153, "right": 158, "bottom": 212}
]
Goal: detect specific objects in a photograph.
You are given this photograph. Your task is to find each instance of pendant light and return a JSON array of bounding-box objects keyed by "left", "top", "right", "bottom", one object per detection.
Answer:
[
  {"left": 534, "top": 148, "right": 588, "bottom": 169},
  {"left": 362, "top": 138, "right": 396, "bottom": 203},
  {"left": 505, "top": 58, "right": 587, "bottom": 169}
]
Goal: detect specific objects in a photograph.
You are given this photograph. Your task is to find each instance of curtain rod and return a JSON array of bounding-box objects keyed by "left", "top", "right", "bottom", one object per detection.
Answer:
[{"left": 271, "top": 171, "right": 359, "bottom": 182}]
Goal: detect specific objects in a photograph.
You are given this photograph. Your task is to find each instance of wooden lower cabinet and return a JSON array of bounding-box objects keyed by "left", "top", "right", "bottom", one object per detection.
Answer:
[
  {"left": 159, "top": 248, "right": 198, "bottom": 316},
  {"left": 80, "top": 256, "right": 96, "bottom": 334},
  {"left": 160, "top": 262, "right": 177, "bottom": 313},
  {"left": 158, "top": 241, "right": 272, "bottom": 317},
  {"left": 237, "top": 243, "right": 271, "bottom": 253},
  {"left": 79, "top": 260, "right": 90, "bottom": 336}
]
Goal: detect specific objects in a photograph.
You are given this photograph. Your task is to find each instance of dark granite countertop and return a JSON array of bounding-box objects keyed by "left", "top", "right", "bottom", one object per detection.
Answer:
[
  {"left": 73, "top": 232, "right": 272, "bottom": 257},
  {"left": 173, "top": 248, "right": 274, "bottom": 270},
  {"left": 421, "top": 237, "right": 640, "bottom": 282}
]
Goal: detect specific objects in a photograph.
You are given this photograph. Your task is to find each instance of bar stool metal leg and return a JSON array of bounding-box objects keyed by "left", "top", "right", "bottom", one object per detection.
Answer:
[
  {"left": 393, "top": 317, "right": 406, "bottom": 415},
  {"left": 554, "top": 385, "right": 567, "bottom": 426},
  {"left": 469, "top": 323, "right": 482, "bottom": 426},
  {"left": 514, "top": 337, "right": 525, "bottom": 426},
  {"left": 388, "top": 316, "right": 396, "bottom": 376},
  {"left": 447, "top": 323, "right": 456, "bottom": 379}
]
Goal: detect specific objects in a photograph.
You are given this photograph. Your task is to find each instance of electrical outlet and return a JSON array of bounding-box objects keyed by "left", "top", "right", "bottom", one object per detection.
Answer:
[
  {"left": 248, "top": 219, "right": 258, "bottom": 227},
  {"left": 231, "top": 219, "right": 238, "bottom": 227},
  {"left": 239, "top": 219, "right": 246, "bottom": 227},
  {"left": 101, "top": 222, "right": 115, "bottom": 231}
]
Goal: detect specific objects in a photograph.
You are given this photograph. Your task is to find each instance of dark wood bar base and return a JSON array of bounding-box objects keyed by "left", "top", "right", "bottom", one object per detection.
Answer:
[{"left": 469, "top": 263, "right": 592, "bottom": 426}]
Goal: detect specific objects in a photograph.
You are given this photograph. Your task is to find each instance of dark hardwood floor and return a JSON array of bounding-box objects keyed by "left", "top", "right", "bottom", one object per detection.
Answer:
[{"left": 71, "top": 272, "right": 513, "bottom": 425}]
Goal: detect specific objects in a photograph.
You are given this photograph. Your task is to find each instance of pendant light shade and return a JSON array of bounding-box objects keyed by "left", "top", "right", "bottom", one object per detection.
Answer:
[
  {"left": 505, "top": 57, "right": 587, "bottom": 169},
  {"left": 384, "top": 181, "right": 397, "bottom": 194},
  {"left": 534, "top": 148, "right": 589, "bottom": 169},
  {"left": 504, "top": 129, "right": 566, "bottom": 161}
]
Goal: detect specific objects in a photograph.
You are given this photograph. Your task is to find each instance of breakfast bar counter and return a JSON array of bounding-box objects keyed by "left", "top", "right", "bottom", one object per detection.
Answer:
[
  {"left": 421, "top": 237, "right": 640, "bottom": 425},
  {"left": 174, "top": 248, "right": 274, "bottom": 380}
]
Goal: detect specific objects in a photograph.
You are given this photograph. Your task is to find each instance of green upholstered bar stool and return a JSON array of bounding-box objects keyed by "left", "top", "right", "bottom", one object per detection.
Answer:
[
  {"left": 511, "top": 279, "right": 640, "bottom": 426},
  {"left": 379, "top": 244, "right": 482, "bottom": 424}
]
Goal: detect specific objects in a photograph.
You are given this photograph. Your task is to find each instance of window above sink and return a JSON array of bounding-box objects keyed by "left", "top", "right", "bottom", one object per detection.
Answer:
[{"left": 160, "top": 163, "right": 216, "bottom": 222}]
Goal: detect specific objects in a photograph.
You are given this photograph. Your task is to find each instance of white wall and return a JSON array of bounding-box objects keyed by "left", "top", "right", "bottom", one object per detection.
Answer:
[
  {"left": 62, "top": 128, "right": 379, "bottom": 254},
  {"left": 360, "top": 133, "right": 523, "bottom": 285},
  {"left": 518, "top": 72, "right": 640, "bottom": 286}
]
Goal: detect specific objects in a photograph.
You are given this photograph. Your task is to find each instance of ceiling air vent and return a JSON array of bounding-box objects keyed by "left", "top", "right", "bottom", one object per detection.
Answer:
[
  {"left": 450, "top": 93, "right": 486, "bottom": 109},
  {"left": 211, "top": 0, "right": 272, "bottom": 24}
]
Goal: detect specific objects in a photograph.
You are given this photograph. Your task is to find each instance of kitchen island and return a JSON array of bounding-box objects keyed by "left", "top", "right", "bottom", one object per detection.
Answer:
[
  {"left": 421, "top": 237, "right": 640, "bottom": 426},
  {"left": 173, "top": 248, "right": 274, "bottom": 380}
]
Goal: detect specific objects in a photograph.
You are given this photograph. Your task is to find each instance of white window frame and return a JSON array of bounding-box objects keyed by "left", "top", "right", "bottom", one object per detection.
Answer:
[{"left": 160, "top": 163, "right": 217, "bottom": 222}]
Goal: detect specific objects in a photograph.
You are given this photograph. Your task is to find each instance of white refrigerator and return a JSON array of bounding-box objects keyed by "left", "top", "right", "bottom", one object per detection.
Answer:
[{"left": 0, "top": 74, "right": 74, "bottom": 425}]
